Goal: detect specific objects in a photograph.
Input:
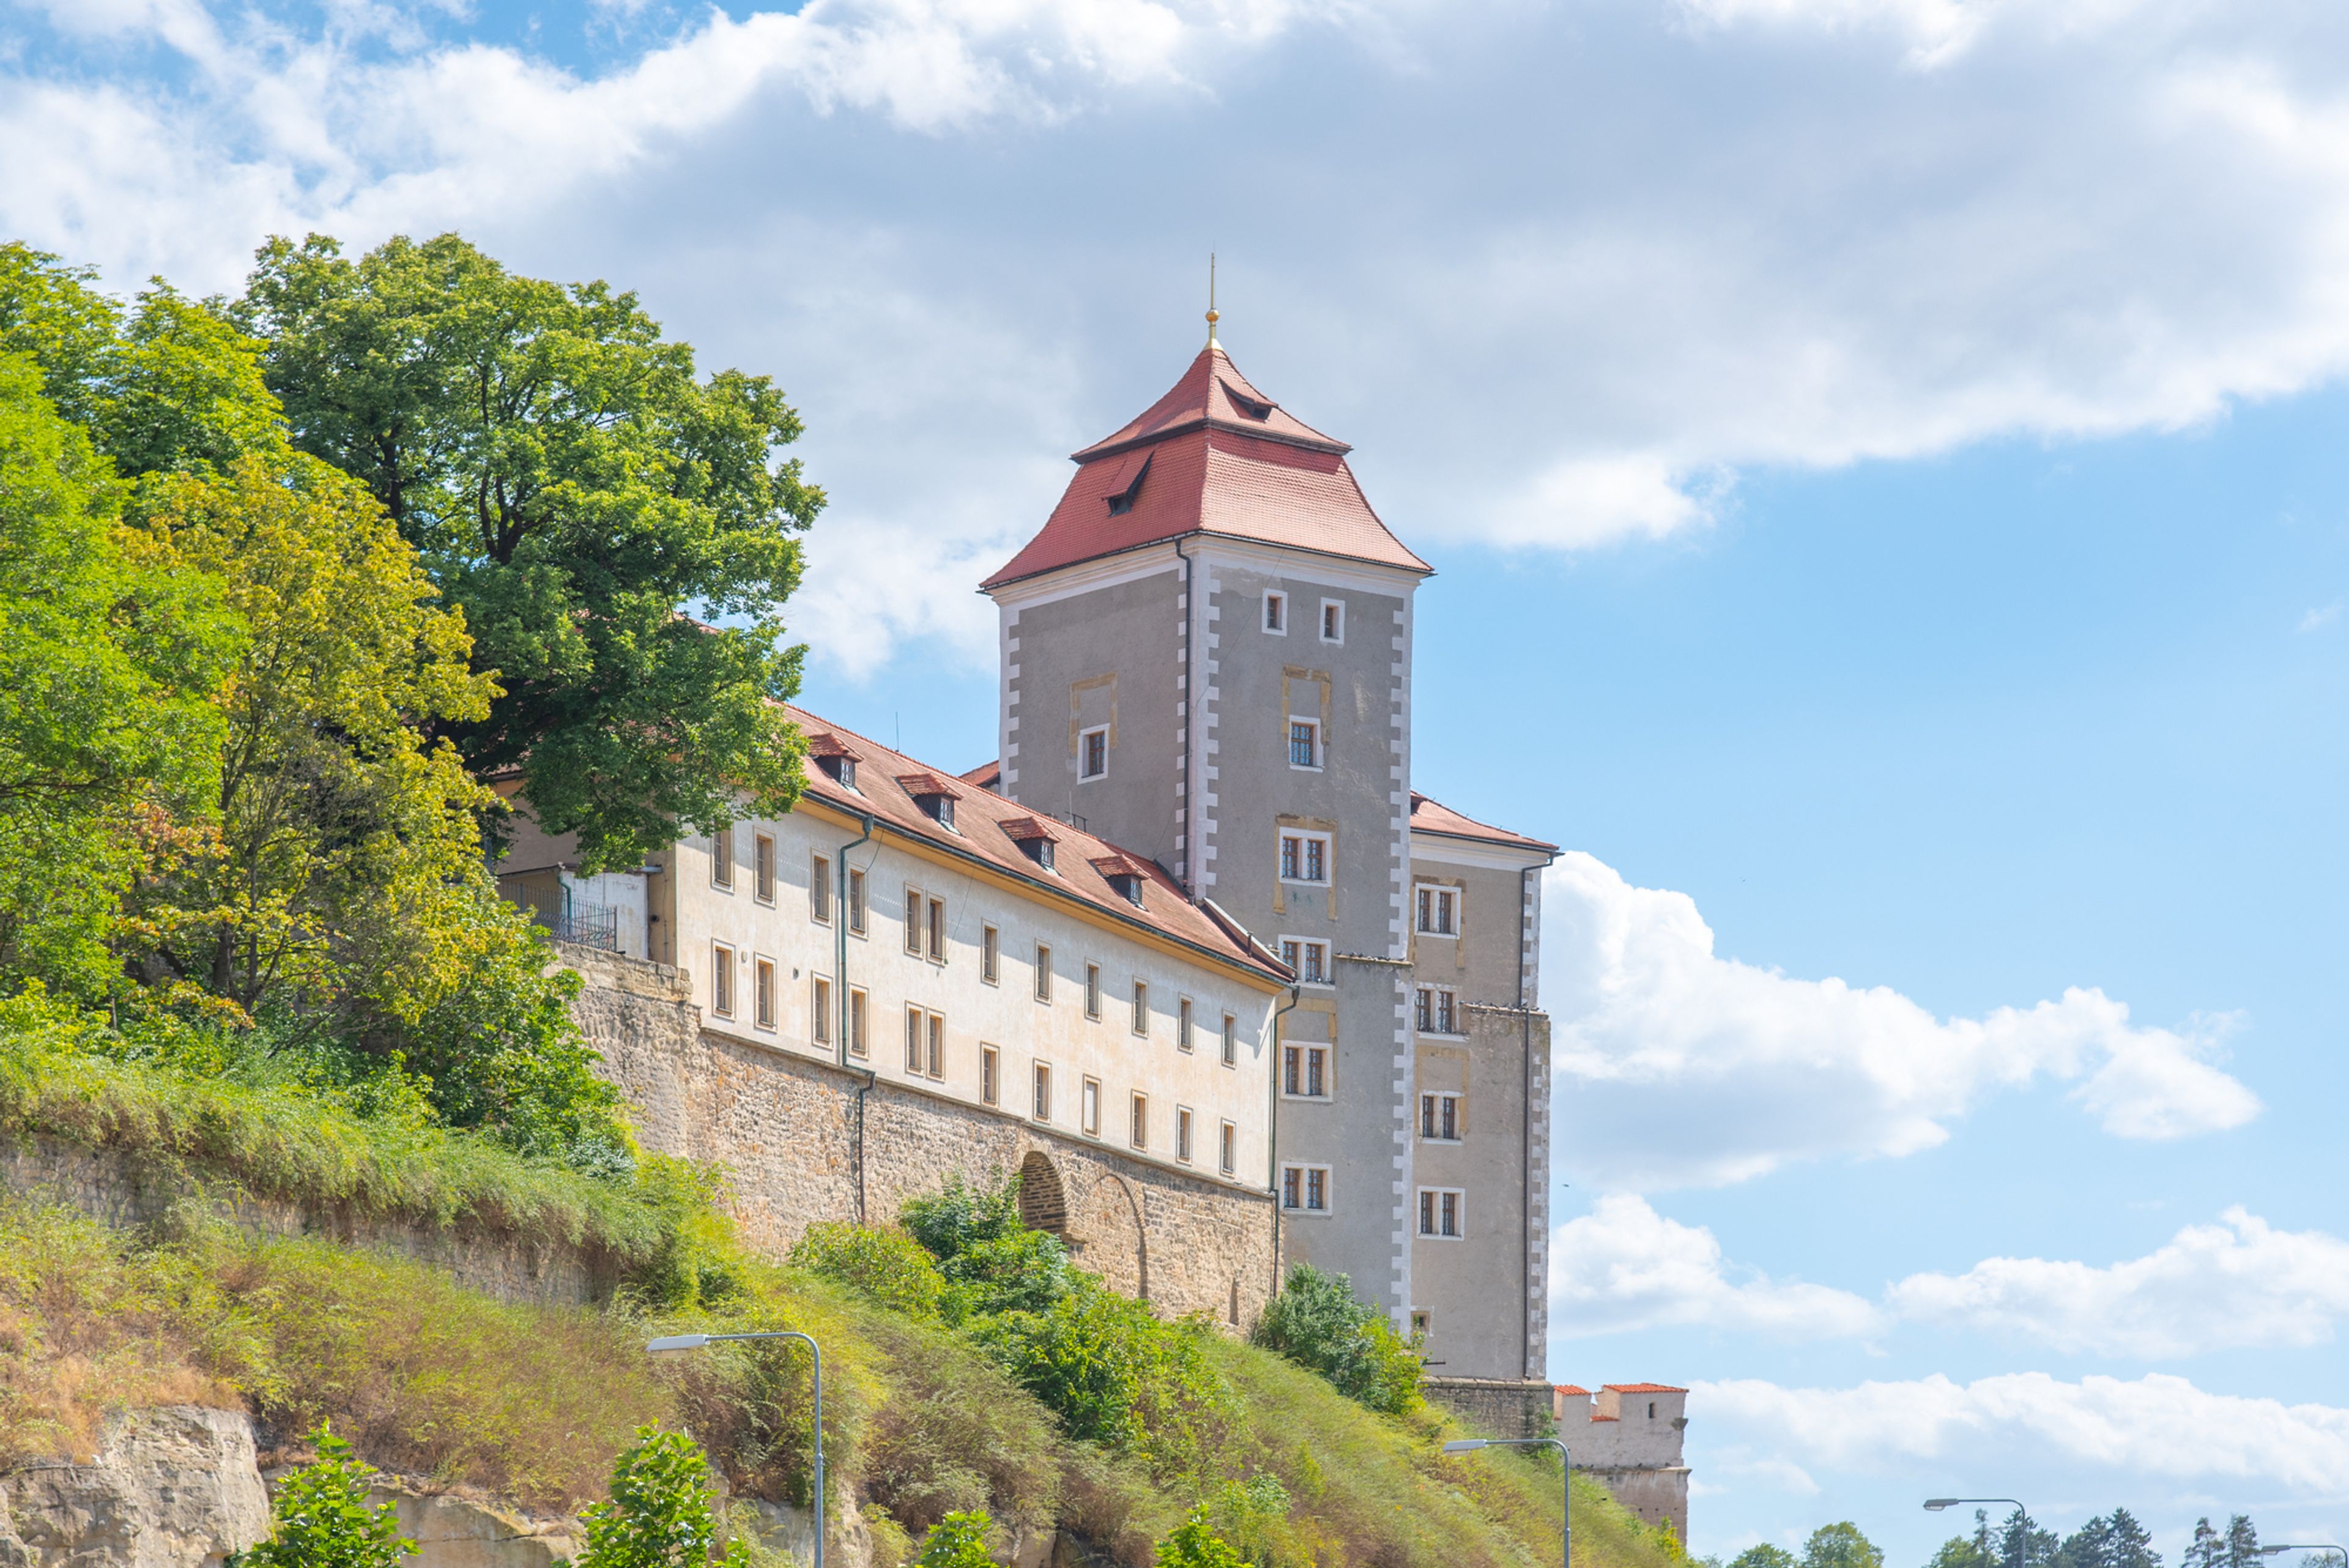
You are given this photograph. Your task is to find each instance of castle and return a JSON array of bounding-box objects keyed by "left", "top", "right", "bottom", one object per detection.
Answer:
[{"left": 499, "top": 321, "right": 1688, "bottom": 1534}]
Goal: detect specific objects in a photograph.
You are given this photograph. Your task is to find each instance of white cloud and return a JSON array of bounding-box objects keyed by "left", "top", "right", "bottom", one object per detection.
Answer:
[
  {"left": 1551, "top": 1194, "right": 1882, "bottom": 1338},
  {"left": 1542, "top": 852, "right": 2260, "bottom": 1187},
  {"left": 1696, "top": 1371, "right": 2349, "bottom": 1496},
  {"left": 2301, "top": 602, "right": 2342, "bottom": 632},
  {"left": 1887, "top": 1208, "right": 2349, "bottom": 1358}
]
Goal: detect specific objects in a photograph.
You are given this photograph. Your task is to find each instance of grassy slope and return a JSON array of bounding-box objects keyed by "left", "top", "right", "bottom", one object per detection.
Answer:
[{"left": 0, "top": 1035, "right": 1685, "bottom": 1568}]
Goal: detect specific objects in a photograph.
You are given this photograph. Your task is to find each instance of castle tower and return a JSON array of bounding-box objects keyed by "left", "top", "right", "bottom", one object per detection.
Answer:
[{"left": 982, "top": 333, "right": 1433, "bottom": 1325}]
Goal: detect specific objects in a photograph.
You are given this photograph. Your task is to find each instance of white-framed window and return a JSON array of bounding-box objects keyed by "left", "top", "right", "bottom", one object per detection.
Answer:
[
  {"left": 1078, "top": 724, "right": 1109, "bottom": 781},
  {"left": 1283, "top": 1043, "right": 1330, "bottom": 1099},
  {"left": 1281, "top": 1163, "right": 1331, "bottom": 1213},
  {"left": 1033, "top": 1061, "right": 1053, "bottom": 1121},
  {"left": 847, "top": 987, "right": 867, "bottom": 1057},
  {"left": 1177, "top": 1105, "right": 1195, "bottom": 1163},
  {"left": 711, "top": 942, "right": 735, "bottom": 1016},
  {"left": 1415, "top": 885, "right": 1458, "bottom": 937},
  {"left": 981, "top": 1044, "right": 1000, "bottom": 1106},
  {"left": 1220, "top": 1013, "right": 1236, "bottom": 1068},
  {"left": 1419, "top": 1091, "right": 1461, "bottom": 1142},
  {"left": 712, "top": 825, "right": 736, "bottom": 890},
  {"left": 1278, "top": 829, "right": 1329, "bottom": 884},
  {"left": 1130, "top": 1092, "right": 1149, "bottom": 1150},
  {"left": 1035, "top": 942, "right": 1053, "bottom": 1002},
  {"left": 904, "top": 1006, "right": 944, "bottom": 1080},
  {"left": 1131, "top": 979, "right": 1149, "bottom": 1036},
  {"left": 811, "top": 975, "right": 831, "bottom": 1044},
  {"left": 1319, "top": 598, "right": 1345, "bottom": 644},
  {"left": 1082, "top": 1076, "right": 1102, "bottom": 1137},
  {"left": 1288, "top": 718, "right": 1319, "bottom": 770},
  {"left": 1279, "top": 937, "right": 1330, "bottom": 986},
  {"left": 848, "top": 868, "right": 867, "bottom": 935},
  {"left": 1177, "top": 997, "right": 1194, "bottom": 1053},
  {"left": 982, "top": 924, "right": 1000, "bottom": 984},
  {"left": 755, "top": 957, "right": 777, "bottom": 1028},
  {"left": 811, "top": 852, "right": 832, "bottom": 923},
  {"left": 904, "top": 888, "right": 923, "bottom": 954},
  {"left": 754, "top": 833, "right": 776, "bottom": 903},
  {"left": 1219, "top": 1119, "right": 1236, "bottom": 1175},
  {"left": 927, "top": 897, "right": 945, "bottom": 962},
  {"left": 1417, "top": 1188, "right": 1465, "bottom": 1239},
  {"left": 1414, "top": 986, "right": 1460, "bottom": 1035},
  {"left": 1085, "top": 962, "right": 1101, "bottom": 1020},
  {"left": 1263, "top": 590, "right": 1287, "bottom": 634}
]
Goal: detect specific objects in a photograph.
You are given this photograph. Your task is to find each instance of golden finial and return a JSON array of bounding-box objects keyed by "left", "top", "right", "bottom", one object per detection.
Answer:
[{"left": 1206, "top": 253, "right": 1220, "bottom": 348}]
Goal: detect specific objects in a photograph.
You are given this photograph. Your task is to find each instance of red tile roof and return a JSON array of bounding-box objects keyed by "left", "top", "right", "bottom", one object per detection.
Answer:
[
  {"left": 960, "top": 759, "right": 1003, "bottom": 789},
  {"left": 1409, "top": 792, "right": 1559, "bottom": 856},
  {"left": 1601, "top": 1384, "right": 1688, "bottom": 1394},
  {"left": 982, "top": 346, "right": 1432, "bottom": 590},
  {"left": 1554, "top": 1384, "right": 1592, "bottom": 1397},
  {"left": 781, "top": 705, "right": 1285, "bottom": 984}
]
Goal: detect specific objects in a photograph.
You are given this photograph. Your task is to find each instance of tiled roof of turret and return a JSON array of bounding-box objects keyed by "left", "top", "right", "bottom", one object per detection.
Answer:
[
  {"left": 1409, "top": 792, "right": 1559, "bottom": 856},
  {"left": 982, "top": 344, "right": 1431, "bottom": 590}
]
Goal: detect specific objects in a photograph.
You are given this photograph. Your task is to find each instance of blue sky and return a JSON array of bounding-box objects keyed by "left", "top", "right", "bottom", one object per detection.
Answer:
[{"left": 9, "top": 0, "right": 2349, "bottom": 1558}]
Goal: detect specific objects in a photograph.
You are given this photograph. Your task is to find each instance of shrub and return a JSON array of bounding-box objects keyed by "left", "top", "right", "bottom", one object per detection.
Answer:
[
  {"left": 577, "top": 1426, "right": 746, "bottom": 1568},
  {"left": 897, "top": 1176, "right": 1075, "bottom": 1320},
  {"left": 899, "top": 1175, "right": 1023, "bottom": 1258},
  {"left": 914, "top": 1510, "right": 998, "bottom": 1567},
  {"left": 242, "top": 1423, "right": 417, "bottom": 1568},
  {"left": 1158, "top": 1509, "right": 1249, "bottom": 1568},
  {"left": 1250, "top": 1263, "right": 1421, "bottom": 1415},
  {"left": 790, "top": 1223, "right": 946, "bottom": 1318}
]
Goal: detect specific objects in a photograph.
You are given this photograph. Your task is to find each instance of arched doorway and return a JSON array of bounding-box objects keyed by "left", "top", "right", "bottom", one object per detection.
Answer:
[{"left": 1016, "top": 1151, "right": 1069, "bottom": 1238}]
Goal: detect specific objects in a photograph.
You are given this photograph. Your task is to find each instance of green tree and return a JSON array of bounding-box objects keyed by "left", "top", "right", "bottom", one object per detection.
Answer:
[
  {"left": 1250, "top": 1263, "right": 1422, "bottom": 1415},
  {"left": 0, "top": 350, "right": 238, "bottom": 995},
  {"left": 578, "top": 1426, "right": 746, "bottom": 1568},
  {"left": 239, "top": 232, "right": 823, "bottom": 872},
  {"left": 1802, "top": 1523, "right": 1885, "bottom": 1568},
  {"left": 2058, "top": 1509, "right": 2164, "bottom": 1568},
  {"left": 789, "top": 1222, "right": 947, "bottom": 1318},
  {"left": 2222, "top": 1516, "right": 2260, "bottom": 1568},
  {"left": 900, "top": 1175, "right": 1077, "bottom": 1318},
  {"left": 2186, "top": 1521, "right": 2222, "bottom": 1568},
  {"left": 1734, "top": 1548, "right": 1798, "bottom": 1568},
  {"left": 1157, "top": 1508, "right": 1248, "bottom": 1568},
  {"left": 913, "top": 1510, "right": 996, "bottom": 1567},
  {"left": 240, "top": 1423, "right": 416, "bottom": 1568}
]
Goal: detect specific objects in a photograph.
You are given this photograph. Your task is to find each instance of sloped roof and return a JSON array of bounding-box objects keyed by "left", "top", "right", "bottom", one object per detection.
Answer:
[
  {"left": 1601, "top": 1383, "right": 1688, "bottom": 1394},
  {"left": 1409, "top": 792, "right": 1559, "bottom": 856},
  {"left": 782, "top": 706, "right": 1286, "bottom": 985},
  {"left": 982, "top": 345, "right": 1431, "bottom": 591}
]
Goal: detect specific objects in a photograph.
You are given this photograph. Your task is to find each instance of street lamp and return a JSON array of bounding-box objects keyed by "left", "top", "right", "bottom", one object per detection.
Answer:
[
  {"left": 1445, "top": 1438, "right": 1571, "bottom": 1568},
  {"left": 648, "top": 1332, "right": 826, "bottom": 1568},
  {"left": 1926, "top": 1499, "right": 2028, "bottom": 1518},
  {"left": 2260, "top": 1548, "right": 2348, "bottom": 1567}
]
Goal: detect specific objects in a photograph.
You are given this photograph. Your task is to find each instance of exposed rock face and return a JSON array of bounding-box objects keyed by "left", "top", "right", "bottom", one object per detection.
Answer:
[
  {"left": 363, "top": 1482, "right": 581, "bottom": 1568},
  {"left": 0, "top": 1406, "right": 269, "bottom": 1568}
]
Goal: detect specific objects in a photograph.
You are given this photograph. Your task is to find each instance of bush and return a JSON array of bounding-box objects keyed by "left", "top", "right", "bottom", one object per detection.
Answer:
[
  {"left": 914, "top": 1510, "right": 998, "bottom": 1567},
  {"left": 577, "top": 1426, "right": 746, "bottom": 1568},
  {"left": 897, "top": 1175, "right": 1075, "bottom": 1319},
  {"left": 790, "top": 1223, "right": 946, "bottom": 1318},
  {"left": 242, "top": 1423, "right": 417, "bottom": 1568},
  {"left": 1158, "top": 1509, "right": 1249, "bottom": 1568},
  {"left": 1250, "top": 1263, "right": 1421, "bottom": 1415}
]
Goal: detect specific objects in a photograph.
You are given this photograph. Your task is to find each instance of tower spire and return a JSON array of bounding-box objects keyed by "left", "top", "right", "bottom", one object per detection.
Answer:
[{"left": 1206, "top": 253, "right": 1220, "bottom": 349}]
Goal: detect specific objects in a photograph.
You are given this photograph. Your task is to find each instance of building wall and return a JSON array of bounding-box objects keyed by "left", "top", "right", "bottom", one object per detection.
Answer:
[
  {"left": 995, "top": 541, "right": 1427, "bottom": 1329},
  {"left": 567, "top": 944, "right": 1276, "bottom": 1322}
]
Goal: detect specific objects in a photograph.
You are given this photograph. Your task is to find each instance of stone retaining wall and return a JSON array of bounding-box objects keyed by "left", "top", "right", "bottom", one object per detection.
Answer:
[
  {"left": 565, "top": 943, "right": 1278, "bottom": 1326},
  {"left": 1421, "top": 1377, "right": 1559, "bottom": 1440},
  {"left": 0, "top": 1139, "right": 618, "bottom": 1307}
]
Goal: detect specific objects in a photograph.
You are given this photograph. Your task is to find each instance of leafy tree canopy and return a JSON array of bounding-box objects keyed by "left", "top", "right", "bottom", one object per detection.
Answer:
[
  {"left": 1250, "top": 1262, "right": 1422, "bottom": 1416},
  {"left": 239, "top": 232, "right": 822, "bottom": 872},
  {"left": 1733, "top": 1547, "right": 1798, "bottom": 1568},
  {"left": 578, "top": 1425, "right": 749, "bottom": 1568},
  {"left": 1802, "top": 1522, "right": 1885, "bottom": 1568},
  {"left": 914, "top": 1510, "right": 998, "bottom": 1568}
]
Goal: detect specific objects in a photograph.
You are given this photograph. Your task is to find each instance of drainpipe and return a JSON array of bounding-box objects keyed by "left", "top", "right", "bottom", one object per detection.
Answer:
[
  {"left": 1266, "top": 983, "right": 1303, "bottom": 1302},
  {"left": 1519, "top": 863, "right": 1534, "bottom": 1380},
  {"left": 837, "top": 811, "right": 876, "bottom": 1221},
  {"left": 1173, "top": 536, "right": 1197, "bottom": 896}
]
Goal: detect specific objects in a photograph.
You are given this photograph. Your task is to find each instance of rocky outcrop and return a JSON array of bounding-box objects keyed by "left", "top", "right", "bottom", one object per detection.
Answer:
[
  {"left": 0, "top": 1406, "right": 268, "bottom": 1568},
  {"left": 362, "top": 1481, "right": 581, "bottom": 1568}
]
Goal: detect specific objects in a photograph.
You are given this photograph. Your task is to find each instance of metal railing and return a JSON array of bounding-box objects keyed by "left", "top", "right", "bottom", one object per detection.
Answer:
[{"left": 549, "top": 899, "right": 620, "bottom": 951}]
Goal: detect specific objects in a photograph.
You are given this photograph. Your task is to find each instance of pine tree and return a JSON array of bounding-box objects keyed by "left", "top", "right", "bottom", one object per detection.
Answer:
[
  {"left": 2108, "top": 1509, "right": 2161, "bottom": 1568},
  {"left": 2188, "top": 1518, "right": 2222, "bottom": 1568},
  {"left": 2224, "top": 1515, "right": 2261, "bottom": 1568}
]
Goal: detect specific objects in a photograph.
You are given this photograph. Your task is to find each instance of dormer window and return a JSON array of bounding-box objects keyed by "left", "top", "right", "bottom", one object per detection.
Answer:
[
  {"left": 895, "top": 772, "right": 963, "bottom": 833},
  {"left": 1003, "top": 817, "right": 1059, "bottom": 872},
  {"left": 1093, "top": 855, "right": 1149, "bottom": 907},
  {"left": 1105, "top": 453, "right": 1152, "bottom": 517},
  {"left": 1221, "top": 379, "right": 1275, "bottom": 422},
  {"left": 806, "top": 732, "right": 861, "bottom": 792}
]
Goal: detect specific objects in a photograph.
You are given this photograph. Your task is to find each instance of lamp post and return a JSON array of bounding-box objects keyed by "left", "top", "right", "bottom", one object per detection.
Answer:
[
  {"left": 1926, "top": 1499, "right": 2030, "bottom": 1568},
  {"left": 2260, "top": 1547, "right": 2348, "bottom": 1567},
  {"left": 648, "top": 1332, "right": 825, "bottom": 1568},
  {"left": 1445, "top": 1438, "right": 1570, "bottom": 1568}
]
